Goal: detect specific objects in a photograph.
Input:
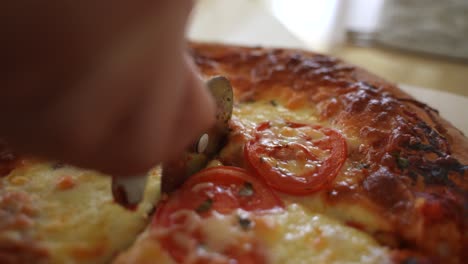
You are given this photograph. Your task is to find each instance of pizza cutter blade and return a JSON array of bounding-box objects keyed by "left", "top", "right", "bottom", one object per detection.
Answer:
[{"left": 112, "top": 76, "right": 234, "bottom": 209}]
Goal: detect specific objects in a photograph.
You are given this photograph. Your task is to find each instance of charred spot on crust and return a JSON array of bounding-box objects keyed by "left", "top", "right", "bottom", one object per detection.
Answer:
[{"left": 363, "top": 167, "right": 412, "bottom": 209}]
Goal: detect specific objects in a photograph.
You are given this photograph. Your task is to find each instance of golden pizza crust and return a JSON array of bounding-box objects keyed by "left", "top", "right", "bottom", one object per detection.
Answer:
[{"left": 352, "top": 67, "right": 468, "bottom": 164}]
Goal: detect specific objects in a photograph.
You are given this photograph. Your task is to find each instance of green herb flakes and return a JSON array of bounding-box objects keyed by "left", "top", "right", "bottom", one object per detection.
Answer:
[
  {"left": 195, "top": 198, "right": 213, "bottom": 213},
  {"left": 397, "top": 157, "right": 410, "bottom": 169},
  {"left": 238, "top": 182, "right": 254, "bottom": 197},
  {"left": 392, "top": 152, "right": 410, "bottom": 170}
]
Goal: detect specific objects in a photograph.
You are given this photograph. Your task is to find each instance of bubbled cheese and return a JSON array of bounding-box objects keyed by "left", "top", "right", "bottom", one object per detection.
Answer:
[
  {"left": 259, "top": 204, "right": 391, "bottom": 264},
  {"left": 1, "top": 162, "right": 161, "bottom": 264},
  {"left": 116, "top": 99, "right": 393, "bottom": 263}
]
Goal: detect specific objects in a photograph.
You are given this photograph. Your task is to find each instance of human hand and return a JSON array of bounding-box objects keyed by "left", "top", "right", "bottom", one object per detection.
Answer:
[{"left": 0, "top": 0, "right": 215, "bottom": 175}]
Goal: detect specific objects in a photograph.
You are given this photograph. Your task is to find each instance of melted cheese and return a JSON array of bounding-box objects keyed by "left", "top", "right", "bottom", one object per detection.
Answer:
[
  {"left": 186, "top": 205, "right": 391, "bottom": 263},
  {"left": 260, "top": 204, "right": 390, "bottom": 264},
  {"left": 234, "top": 100, "right": 321, "bottom": 133},
  {"left": 230, "top": 100, "right": 392, "bottom": 230},
  {"left": 1, "top": 162, "right": 160, "bottom": 264},
  {"left": 116, "top": 99, "right": 393, "bottom": 263},
  {"left": 116, "top": 204, "right": 390, "bottom": 264}
]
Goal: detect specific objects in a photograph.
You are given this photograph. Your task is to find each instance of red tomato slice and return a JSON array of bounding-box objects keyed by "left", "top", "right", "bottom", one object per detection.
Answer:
[
  {"left": 152, "top": 166, "right": 282, "bottom": 263},
  {"left": 244, "top": 121, "right": 347, "bottom": 195}
]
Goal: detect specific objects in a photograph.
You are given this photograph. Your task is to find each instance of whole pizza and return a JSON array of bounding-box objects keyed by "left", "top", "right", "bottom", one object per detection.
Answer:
[{"left": 0, "top": 43, "right": 466, "bottom": 264}]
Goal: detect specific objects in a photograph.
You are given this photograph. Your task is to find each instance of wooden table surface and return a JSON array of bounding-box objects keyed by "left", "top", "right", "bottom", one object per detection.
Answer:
[{"left": 332, "top": 44, "right": 468, "bottom": 97}]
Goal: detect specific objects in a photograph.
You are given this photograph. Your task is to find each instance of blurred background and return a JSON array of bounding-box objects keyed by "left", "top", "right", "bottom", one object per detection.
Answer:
[{"left": 189, "top": 0, "right": 468, "bottom": 99}]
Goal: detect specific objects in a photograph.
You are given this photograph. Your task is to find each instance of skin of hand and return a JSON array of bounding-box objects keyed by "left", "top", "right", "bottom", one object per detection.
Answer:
[{"left": 0, "top": 0, "right": 215, "bottom": 176}]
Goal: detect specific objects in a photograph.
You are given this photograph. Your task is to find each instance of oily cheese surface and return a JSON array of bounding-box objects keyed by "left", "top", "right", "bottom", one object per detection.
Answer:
[
  {"left": 228, "top": 99, "right": 391, "bottom": 231},
  {"left": 262, "top": 204, "right": 390, "bottom": 263},
  {"left": 114, "top": 204, "right": 391, "bottom": 264},
  {"left": 115, "top": 98, "right": 392, "bottom": 263},
  {"left": 0, "top": 161, "right": 160, "bottom": 264}
]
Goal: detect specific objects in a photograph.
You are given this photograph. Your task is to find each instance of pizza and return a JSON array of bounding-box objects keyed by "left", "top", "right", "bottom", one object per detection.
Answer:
[
  {"left": 0, "top": 150, "right": 162, "bottom": 263},
  {"left": 1, "top": 42, "right": 467, "bottom": 264}
]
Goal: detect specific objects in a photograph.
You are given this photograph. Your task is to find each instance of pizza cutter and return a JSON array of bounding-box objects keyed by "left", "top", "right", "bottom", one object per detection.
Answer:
[{"left": 112, "top": 76, "right": 234, "bottom": 209}]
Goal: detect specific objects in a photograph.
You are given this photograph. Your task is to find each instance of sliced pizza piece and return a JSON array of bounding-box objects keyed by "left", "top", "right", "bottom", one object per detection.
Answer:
[{"left": 0, "top": 151, "right": 160, "bottom": 264}]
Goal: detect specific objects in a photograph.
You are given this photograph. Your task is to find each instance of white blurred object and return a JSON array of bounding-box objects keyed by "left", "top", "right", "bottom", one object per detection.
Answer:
[
  {"left": 263, "top": 0, "right": 347, "bottom": 52},
  {"left": 345, "top": 0, "right": 385, "bottom": 45},
  {"left": 189, "top": 0, "right": 305, "bottom": 48},
  {"left": 346, "top": 0, "right": 385, "bottom": 34}
]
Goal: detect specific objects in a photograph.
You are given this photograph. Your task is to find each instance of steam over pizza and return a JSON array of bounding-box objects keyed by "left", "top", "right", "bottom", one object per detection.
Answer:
[{"left": 1, "top": 43, "right": 467, "bottom": 264}]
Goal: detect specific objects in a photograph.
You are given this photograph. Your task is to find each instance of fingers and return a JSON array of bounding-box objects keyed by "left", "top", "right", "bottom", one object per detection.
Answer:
[
  {"left": 107, "top": 60, "right": 215, "bottom": 175},
  {"left": 0, "top": 0, "right": 215, "bottom": 176},
  {"left": 167, "top": 58, "right": 216, "bottom": 160},
  {"left": 57, "top": 58, "right": 215, "bottom": 176}
]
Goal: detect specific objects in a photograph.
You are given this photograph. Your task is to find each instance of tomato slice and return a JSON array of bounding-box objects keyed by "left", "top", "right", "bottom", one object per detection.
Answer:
[
  {"left": 152, "top": 166, "right": 282, "bottom": 263},
  {"left": 244, "top": 121, "right": 347, "bottom": 195}
]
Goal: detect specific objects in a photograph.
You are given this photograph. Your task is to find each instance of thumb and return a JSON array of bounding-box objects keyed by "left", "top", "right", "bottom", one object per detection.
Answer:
[{"left": 165, "top": 56, "right": 216, "bottom": 160}]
